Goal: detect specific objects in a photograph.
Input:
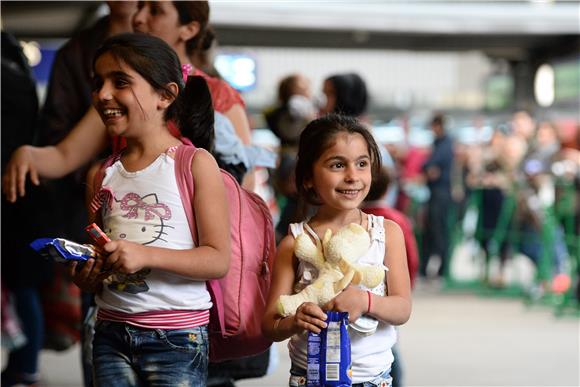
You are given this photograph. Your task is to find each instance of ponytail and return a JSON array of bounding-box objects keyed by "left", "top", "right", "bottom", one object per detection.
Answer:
[{"left": 172, "top": 76, "right": 215, "bottom": 152}]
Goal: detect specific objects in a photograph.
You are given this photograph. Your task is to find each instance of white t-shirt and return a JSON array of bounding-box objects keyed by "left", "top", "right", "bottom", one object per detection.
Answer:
[{"left": 95, "top": 153, "right": 211, "bottom": 314}]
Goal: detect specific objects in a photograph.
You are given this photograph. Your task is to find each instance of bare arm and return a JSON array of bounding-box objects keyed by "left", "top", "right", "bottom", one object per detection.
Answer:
[
  {"left": 261, "top": 235, "right": 327, "bottom": 342},
  {"left": 368, "top": 220, "right": 412, "bottom": 325},
  {"left": 103, "top": 149, "right": 231, "bottom": 280},
  {"left": 3, "top": 107, "right": 108, "bottom": 202}
]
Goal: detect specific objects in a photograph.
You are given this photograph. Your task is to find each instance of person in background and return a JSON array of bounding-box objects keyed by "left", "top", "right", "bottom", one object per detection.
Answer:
[
  {"left": 264, "top": 74, "right": 317, "bottom": 242},
  {"left": 517, "top": 121, "right": 571, "bottom": 295},
  {"left": 420, "top": 113, "right": 454, "bottom": 279},
  {"left": 465, "top": 125, "right": 513, "bottom": 286},
  {"left": 1, "top": 30, "right": 50, "bottom": 387}
]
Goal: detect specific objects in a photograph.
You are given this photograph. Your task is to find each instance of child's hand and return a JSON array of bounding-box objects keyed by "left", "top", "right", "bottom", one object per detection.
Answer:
[
  {"left": 324, "top": 286, "right": 367, "bottom": 323},
  {"left": 69, "top": 257, "right": 109, "bottom": 293},
  {"left": 102, "top": 240, "right": 148, "bottom": 274},
  {"left": 293, "top": 302, "right": 328, "bottom": 334}
]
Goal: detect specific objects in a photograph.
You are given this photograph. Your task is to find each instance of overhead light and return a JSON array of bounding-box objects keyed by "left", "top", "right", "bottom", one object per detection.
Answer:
[
  {"left": 534, "top": 63, "right": 555, "bottom": 107},
  {"left": 19, "top": 40, "right": 42, "bottom": 67}
]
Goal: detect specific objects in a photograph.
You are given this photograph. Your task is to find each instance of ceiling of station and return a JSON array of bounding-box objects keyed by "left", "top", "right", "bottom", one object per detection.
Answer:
[{"left": 2, "top": 1, "right": 578, "bottom": 61}]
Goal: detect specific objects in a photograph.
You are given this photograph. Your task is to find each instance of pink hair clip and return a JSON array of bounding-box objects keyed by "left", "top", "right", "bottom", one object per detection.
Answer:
[{"left": 181, "top": 63, "right": 192, "bottom": 82}]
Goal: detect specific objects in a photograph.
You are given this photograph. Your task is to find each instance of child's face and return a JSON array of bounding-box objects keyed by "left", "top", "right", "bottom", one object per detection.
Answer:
[
  {"left": 92, "top": 52, "right": 166, "bottom": 137},
  {"left": 133, "top": 1, "right": 187, "bottom": 52},
  {"left": 307, "top": 132, "right": 372, "bottom": 211}
]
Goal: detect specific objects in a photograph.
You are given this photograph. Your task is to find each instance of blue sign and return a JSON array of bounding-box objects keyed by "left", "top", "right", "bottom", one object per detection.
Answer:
[{"left": 214, "top": 53, "right": 257, "bottom": 92}]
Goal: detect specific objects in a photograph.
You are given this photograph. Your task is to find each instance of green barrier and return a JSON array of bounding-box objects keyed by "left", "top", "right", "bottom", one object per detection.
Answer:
[
  {"left": 445, "top": 184, "right": 577, "bottom": 307},
  {"left": 443, "top": 188, "right": 524, "bottom": 297},
  {"left": 551, "top": 179, "right": 579, "bottom": 317}
]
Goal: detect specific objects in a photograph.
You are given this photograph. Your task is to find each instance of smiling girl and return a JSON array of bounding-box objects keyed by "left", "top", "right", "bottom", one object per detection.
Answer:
[
  {"left": 262, "top": 114, "right": 412, "bottom": 387},
  {"left": 71, "top": 33, "right": 230, "bottom": 386}
]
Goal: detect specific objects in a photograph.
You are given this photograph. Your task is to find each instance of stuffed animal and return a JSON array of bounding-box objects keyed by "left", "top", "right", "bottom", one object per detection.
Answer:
[{"left": 277, "top": 223, "right": 386, "bottom": 317}]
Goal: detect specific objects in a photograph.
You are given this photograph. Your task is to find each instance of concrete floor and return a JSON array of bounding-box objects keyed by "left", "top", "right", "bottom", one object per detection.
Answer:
[{"left": 26, "top": 282, "right": 579, "bottom": 386}]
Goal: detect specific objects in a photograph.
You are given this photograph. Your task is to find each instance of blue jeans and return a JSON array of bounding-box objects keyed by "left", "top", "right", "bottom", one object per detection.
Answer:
[
  {"left": 289, "top": 363, "right": 392, "bottom": 387},
  {"left": 93, "top": 320, "right": 209, "bottom": 387}
]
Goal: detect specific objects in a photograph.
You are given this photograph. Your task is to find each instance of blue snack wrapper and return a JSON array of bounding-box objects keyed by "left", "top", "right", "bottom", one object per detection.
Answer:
[
  {"left": 307, "top": 311, "right": 352, "bottom": 386},
  {"left": 30, "top": 238, "right": 97, "bottom": 265}
]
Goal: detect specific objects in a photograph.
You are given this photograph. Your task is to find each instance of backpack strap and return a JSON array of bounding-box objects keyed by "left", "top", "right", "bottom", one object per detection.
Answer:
[
  {"left": 89, "top": 153, "right": 120, "bottom": 215},
  {"left": 174, "top": 143, "right": 199, "bottom": 243},
  {"left": 174, "top": 142, "right": 226, "bottom": 337}
]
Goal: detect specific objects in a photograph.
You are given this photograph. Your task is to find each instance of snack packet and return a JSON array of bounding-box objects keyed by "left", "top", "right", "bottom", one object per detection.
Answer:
[
  {"left": 307, "top": 311, "right": 352, "bottom": 387},
  {"left": 30, "top": 238, "right": 97, "bottom": 265}
]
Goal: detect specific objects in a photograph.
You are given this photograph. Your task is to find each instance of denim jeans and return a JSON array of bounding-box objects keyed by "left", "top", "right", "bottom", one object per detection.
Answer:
[
  {"left": 289, "top": 363, "right": 392, "bottom": 387},
  {"left": 93, "top": 320, "right": 209, "bottom": 387}
]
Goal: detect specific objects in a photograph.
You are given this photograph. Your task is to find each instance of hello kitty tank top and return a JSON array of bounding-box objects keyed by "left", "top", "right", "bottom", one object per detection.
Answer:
[
  {"left": 287, "top": 213, "right": 397, "bottom": 383},
  {"left": 94, "top": 151, "right": 211, "bottom": 329}
]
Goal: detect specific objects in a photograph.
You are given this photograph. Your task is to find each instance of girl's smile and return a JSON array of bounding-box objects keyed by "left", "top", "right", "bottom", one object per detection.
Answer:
[{"left": 100, "top": 107, "right": 127, "bottom": 126}]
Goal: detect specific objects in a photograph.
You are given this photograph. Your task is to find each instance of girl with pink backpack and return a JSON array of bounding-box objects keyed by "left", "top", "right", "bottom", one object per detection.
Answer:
[{"left": 70, "top": 33, "right": 230, "bottom": 386}]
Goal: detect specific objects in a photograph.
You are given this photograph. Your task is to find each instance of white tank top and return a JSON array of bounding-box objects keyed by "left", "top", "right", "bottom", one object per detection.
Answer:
[
  {"left": 95, "top": 153, "right": 212, "bottom": 314},
  {"left": 287, "top": 214, "right": 397, "bottom": 383}
]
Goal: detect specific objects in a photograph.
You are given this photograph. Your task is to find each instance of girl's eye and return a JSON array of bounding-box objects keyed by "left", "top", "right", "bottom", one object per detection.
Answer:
[
  {"left": 358, "top": 160, "right": 369, "bottom": 168},
  {"left": 331, "top": 162, "right": 344, "bottom": 169},
  {"left": 114, "top": 78, "right": 129, "bottom": 88}
]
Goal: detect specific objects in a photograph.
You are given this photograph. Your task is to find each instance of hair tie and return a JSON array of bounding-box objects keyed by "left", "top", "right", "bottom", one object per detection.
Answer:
[{"left": 181, "top": 63, "right": 192, "bottom": 82}]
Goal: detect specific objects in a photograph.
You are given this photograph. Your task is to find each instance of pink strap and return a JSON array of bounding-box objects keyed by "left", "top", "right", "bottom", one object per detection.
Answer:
[{"left": 174, "top": 143, "right": 226, "bottom": 337}]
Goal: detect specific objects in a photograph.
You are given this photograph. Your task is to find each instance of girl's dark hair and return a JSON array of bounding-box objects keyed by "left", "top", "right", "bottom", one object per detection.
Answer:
[
  {"left": 93, "top": 33, "right": 214, "bottom": 151},
  {"left": 364, "top": 166, "right": 391, "bottom": 202},
  {"left": 326, "top": 73, "right": 368, "bottom": 117},
  {"left": 295, "top": 114, "right": 382, "bottom": 205},
  {"left": 172, "top": 1, "right": 213, "bottom": 56}
]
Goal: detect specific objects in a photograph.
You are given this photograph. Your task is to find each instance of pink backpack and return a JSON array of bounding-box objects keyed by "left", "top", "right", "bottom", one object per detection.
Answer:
[{"left": 93, "top": 142, "right": 275, "bottom": 362}]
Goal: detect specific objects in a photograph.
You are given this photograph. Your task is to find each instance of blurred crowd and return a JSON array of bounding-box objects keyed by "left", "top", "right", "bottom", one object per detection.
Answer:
[{"left": 263, "top": 73, "right": 580, "bottom": 304}]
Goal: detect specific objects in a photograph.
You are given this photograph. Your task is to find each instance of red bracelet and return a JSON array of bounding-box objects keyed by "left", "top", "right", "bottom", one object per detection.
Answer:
[{"left": 366, "top": 290, "right": 372, "bottom": 314}]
